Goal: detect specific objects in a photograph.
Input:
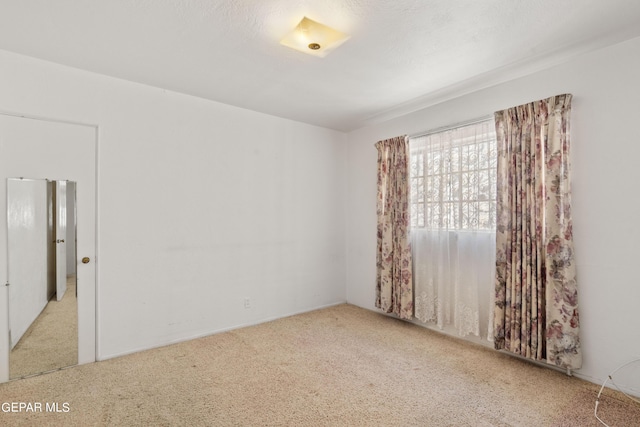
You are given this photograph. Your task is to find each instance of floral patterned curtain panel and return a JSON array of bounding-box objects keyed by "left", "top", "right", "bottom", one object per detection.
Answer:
[
  {"left": 375, "top": 136, "right": 413, "bottom": 320},
  {"left": 493, "top": 94, "right": 582, "bottom": 370}
]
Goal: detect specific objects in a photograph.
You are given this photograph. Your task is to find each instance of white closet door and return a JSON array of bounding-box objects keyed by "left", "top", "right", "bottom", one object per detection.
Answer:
[
  {"left": 7, "top": 178, "right": 48, "bottom": 349},
  {"left": 0, "top": 113, "right": 97, "bottom": 383}
]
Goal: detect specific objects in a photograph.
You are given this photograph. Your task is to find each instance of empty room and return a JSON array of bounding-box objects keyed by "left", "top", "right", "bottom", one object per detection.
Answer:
[{"left": 1, "top": 1, "right": 640, "bottom": 426}]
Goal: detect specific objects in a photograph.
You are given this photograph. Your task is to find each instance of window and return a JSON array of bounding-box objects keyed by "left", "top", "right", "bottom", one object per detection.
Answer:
[
  {"left": 410, "top": 118, "right": 497, "bottom": 231},
  {"left": 409, "top": 118, "right": 497, "bottom": 339}
]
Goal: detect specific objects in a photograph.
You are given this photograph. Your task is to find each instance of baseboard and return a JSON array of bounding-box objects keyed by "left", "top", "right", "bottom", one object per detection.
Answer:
[{"left": 96, "top": 300, "right": 348, "bottom": 362}]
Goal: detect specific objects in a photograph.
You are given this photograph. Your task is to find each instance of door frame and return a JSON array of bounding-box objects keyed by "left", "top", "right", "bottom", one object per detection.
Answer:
[
  {"left": 54, "top": 180, "right": 68, "bottom": 302},
  {"left": 0, "top": 111, "right": 99, "bottom": 383}
]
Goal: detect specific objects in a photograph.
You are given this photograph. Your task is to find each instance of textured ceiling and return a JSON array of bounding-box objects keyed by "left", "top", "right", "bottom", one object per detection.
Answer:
[{"left": 1, "top": 0, "right": 640, "bottom": 131}]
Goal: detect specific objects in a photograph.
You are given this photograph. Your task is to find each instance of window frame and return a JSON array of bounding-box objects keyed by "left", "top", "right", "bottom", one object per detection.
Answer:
[{"left": 409, "top": 116, "right": 497, "bottom": 231}]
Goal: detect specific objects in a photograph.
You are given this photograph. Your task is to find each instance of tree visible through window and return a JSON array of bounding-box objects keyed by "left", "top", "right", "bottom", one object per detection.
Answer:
[{"left": 410, "top": 119, "right": 497, "bottom": 231}]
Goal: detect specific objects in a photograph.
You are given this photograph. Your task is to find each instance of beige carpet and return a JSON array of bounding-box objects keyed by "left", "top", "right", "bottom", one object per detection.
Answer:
[
  {"left": 9, "top": 277, "right": 78, "bottom": 379},
  {"left": 0, "top": 304, "right": 638, "bottom": 426}
]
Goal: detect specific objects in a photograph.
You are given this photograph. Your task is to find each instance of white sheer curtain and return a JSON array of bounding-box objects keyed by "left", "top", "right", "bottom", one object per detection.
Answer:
[
  {"left": 410, "top": 119, "right": 496, "bottom": 339},
  {"left": 412, "top": 230, "right": 495, "bottom": 337}
]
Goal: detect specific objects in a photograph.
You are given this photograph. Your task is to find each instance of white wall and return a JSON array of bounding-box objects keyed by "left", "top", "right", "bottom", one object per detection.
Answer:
[
  {"left": 0, "top": 49, "right": 347, "bottom": 361},
  {"left": 346, "top": 36, "right": 640, "bottom": 389}
]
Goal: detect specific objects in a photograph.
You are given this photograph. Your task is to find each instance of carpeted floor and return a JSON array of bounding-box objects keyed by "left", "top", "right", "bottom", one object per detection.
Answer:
[
  {"left": 9, "top": 277, "right": 78, "bottom": 379},
  {"left": 0, "top": 304, "right": 638, "bottom": 426}
]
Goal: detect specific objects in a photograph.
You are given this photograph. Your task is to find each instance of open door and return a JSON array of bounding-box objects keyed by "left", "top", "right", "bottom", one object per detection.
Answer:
[{"left": 54, "top": 180, "right": 67, "bottom": 301}]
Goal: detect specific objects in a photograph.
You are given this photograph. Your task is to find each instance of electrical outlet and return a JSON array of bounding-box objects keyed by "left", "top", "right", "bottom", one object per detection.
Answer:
[{"left": 244, "top": 297, "right": 251, "bottom": 309}]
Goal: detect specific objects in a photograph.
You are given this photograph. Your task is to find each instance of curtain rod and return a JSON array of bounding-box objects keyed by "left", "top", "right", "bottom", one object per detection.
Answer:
[{"left": 409, "top": 114, "right": 494, "bottom": 139}]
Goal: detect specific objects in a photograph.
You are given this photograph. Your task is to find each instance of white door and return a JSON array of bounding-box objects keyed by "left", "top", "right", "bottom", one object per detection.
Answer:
[
  {"left": 55, "top": 180, "right": 68, "bottom": 301},
  {"left": 7, "top": 179, "right": 49, "bottom": 349},
  {"left": 0, "top": 114, "right": 97, "bottom": 383}
]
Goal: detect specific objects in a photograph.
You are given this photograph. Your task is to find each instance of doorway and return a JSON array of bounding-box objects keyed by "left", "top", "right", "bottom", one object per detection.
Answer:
[{"left": 0, "top": 113, "right": 97, "bottom": 382}]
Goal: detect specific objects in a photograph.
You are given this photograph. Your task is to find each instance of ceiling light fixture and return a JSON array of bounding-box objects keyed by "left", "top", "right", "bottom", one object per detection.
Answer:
[{"left": 280, "top": 17, "right": 349, "bottom": 58}]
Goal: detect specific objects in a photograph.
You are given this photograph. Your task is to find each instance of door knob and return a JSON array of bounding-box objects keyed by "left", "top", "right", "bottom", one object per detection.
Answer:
[{"left": 81, "top": 257, "right": 91, "bottom": 264}]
